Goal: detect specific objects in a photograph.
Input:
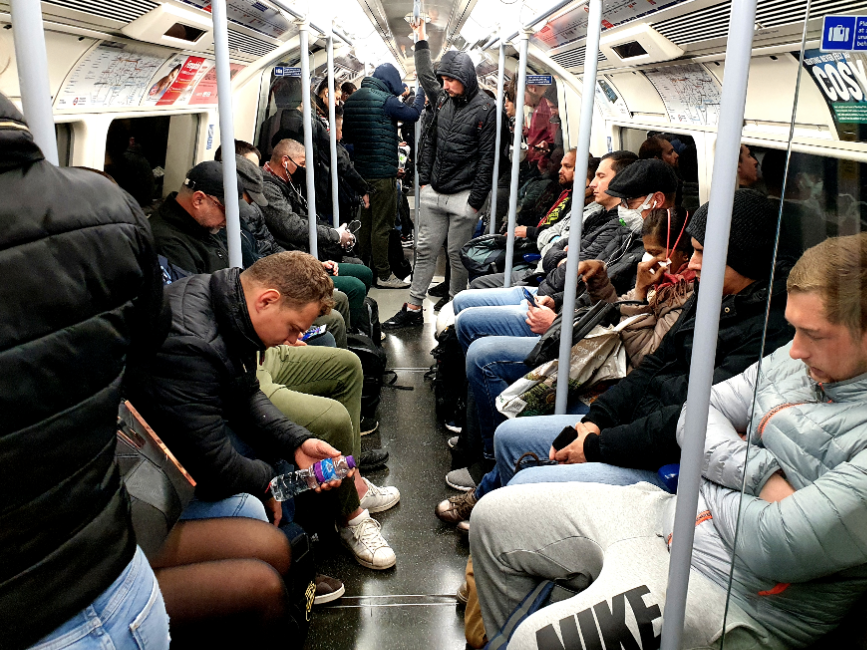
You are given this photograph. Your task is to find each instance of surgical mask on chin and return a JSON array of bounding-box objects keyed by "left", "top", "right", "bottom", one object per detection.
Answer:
[{"left": 618, "top": 194, "right": 655, "bottom": 232}]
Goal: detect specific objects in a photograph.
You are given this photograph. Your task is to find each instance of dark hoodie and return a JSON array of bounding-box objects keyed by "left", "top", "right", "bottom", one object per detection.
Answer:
[
  {"left": 0, "top": 93, "right": 166, "bottom": 648},
  {"left": 342, "top": 63, "right": 424, "bottom": 180},
  {"left": 415, "top": 41, "right": 497, "bottom": 209}
]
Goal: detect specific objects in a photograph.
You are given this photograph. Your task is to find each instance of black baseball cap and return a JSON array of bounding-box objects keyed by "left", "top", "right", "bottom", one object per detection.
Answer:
[
  {"left": 183, "top": 160, "right": 243, "bottom": 203},
  {"left": 606, "top": 158, "right": 678, "bottom": 199}
]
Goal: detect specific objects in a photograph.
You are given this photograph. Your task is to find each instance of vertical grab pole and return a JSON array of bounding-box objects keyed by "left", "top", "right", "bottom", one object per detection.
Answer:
[
  {"left": 502, "top": 31, "right": 530, "bottom": 289},
  {"left": 488, "top": 38, "right": 506, "bottom": 235},
  {"left": 659, "top": 0, "right": 758, "bottom": 646},
  {"left": 413, "top": 0, "right": 422, "bottom": 266},
  {"left": 10, "top": 0, "right": 59, "bottom": 165},
  {"left": 553, "top": 0, "right": 602, "bottom": 414},
  {"left": 211, "top": 0, "right": 243, "bottom": 269},
  {"left": 326, "top": 25, "right": 341, "bottom": 229},
  {"left": 298, "top": 19, "right": 319, "bottom": 259}
]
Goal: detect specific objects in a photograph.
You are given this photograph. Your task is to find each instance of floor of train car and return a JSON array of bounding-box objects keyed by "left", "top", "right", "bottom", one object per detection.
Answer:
[{"left": 305, "top": 202, "right": 469, "bottom": 650}]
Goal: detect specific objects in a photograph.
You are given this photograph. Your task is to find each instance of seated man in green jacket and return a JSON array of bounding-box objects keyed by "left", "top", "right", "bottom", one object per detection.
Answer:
[{"left": 471, "top": 233, "right": 867, "bottom": 649}]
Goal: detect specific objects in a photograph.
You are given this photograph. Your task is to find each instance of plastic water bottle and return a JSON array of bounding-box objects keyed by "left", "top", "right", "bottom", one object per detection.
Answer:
[{"left": 270, "top": 455, "right": 357, "bottom": 501}]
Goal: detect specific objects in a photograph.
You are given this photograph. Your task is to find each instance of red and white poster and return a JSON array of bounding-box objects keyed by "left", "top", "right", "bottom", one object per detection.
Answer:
[
  {"left": 143, "top": 55, "right": 212, "bottom": 107},
  {"left": 189, "top": 63, "right": 245, "bottom": 105}
]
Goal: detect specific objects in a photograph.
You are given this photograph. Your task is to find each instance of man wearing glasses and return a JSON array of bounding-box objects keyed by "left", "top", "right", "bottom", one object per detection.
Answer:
[{"left": 149, "top": 160, "right": 243, "bottom": 274}]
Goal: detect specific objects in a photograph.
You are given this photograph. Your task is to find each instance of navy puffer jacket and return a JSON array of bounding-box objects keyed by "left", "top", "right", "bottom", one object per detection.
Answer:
[{"left": 415, "top": 41, "right": 497, "bottom": 209}]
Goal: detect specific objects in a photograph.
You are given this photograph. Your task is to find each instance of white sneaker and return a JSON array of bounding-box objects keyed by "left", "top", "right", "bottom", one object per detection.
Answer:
[
  {"left": 339, "top": 513, "right": 396, "bottom": 569},
  {"left": 359, "top": 477, "right": 400, "bottom": 513}
]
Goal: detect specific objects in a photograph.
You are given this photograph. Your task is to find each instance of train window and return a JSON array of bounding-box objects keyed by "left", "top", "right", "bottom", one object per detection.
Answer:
[
  {"left": 620, "top": 127, "right": 700, "bottom": 211},
  {"left": 54, "top": 123, "right": 71, "bottom": 167},
  {"left": 104, "top": 116, "right": 171, "bottom": 210}
]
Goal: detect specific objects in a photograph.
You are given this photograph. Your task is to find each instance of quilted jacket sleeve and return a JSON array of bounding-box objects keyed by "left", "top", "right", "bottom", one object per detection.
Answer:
[
  {"left": 677, "top": 361, "right": 782, "bottom": 496},
  {"left": 730, "top": 450, "right": 867, "bottom": 582},
  {"left": 469, "top": 102, "right": 497, "bottom": 210}
]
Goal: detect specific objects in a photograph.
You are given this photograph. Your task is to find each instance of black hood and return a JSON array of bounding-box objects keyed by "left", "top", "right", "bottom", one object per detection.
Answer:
[
  {"left": 0, "top": 92, "right": 44, "bottom": 173},
  {"left": 437, "top": 51, "right": 479, "bottom": 100}
]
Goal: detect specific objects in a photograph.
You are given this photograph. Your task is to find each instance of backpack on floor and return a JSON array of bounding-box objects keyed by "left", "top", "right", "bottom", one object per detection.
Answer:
[
  {"left": 427, "top": 325, "right": 467, "bottom": 427},
  {"left": 347, "top": 333, "right": 411, "bottom": 418},
  {"left": 353, "top": 296, "right": 383, "bottom": 346},
  {"left": 347, "top": 333, "right": 389, "bottom": 418}
]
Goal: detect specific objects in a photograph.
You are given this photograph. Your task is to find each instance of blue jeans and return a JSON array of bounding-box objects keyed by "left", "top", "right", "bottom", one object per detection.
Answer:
[
  {"left": 30, "top": 547, "right": 169, "bottom": 650},
  {"left": 474, "top": 415, "right": 665, "bottom": 499},
  {"left": 453, "top": 287, "right": 538, "bottom": 352},
  {"left": 180, "top": 493, "right": 269, "bottom": 522},
  {"left": 466, "top": 336, "right": 539, "bottom": 460}
]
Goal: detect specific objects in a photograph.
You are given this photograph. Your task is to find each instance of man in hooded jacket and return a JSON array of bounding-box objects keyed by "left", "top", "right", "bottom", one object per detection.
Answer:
[
  {"left": 343, "top": 63, "right": 425, "bottom": 289},
  {"left": 382, "top": 19, "right": 498, "bottom": 329}
]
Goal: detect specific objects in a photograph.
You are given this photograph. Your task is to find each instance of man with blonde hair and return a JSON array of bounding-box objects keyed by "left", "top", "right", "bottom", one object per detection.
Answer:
[
  {"left": 128, "top": 251, "right": 400, "bottom": 571},
  {"left": 472, "top": 233, "right": 867, "bottom": 650}
]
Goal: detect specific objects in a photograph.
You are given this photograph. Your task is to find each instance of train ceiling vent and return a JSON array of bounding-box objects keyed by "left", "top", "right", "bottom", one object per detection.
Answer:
[
  {"left": 43, "top": 0, "right": 157, "bottom": 24},
  {"left": 599, "top": 23, "right": 683, "bottom": 65},
  {"left": 550, "top": 46, "right": 606, "bottom": 70},
  {"left": 226, "top": 30, "right": 278, "bottom": 58},
  {"left": 652, "top": 0, "right": 867, "bottom": 45},
  {"left": 122, "top": 3, "right": 214, "bottom": 52}
]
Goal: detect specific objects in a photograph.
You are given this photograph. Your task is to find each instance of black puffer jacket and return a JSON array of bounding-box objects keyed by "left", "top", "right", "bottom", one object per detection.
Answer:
[
  {"left": 581, "top": 264, "right": 794, "bottom": 470},
  {"left": 127, "top": 269, "right": 310, "bottom": 501},
  {"left": 129, "top": 269, "right": 310, "bottom": 497},
  {"left": 539, "top": 215, "right": 643, "bottom": 306},
  {"left": 0, "top": 95, "right": 165, "bottom": 649},
  {"left": 415, "top": 41, "right": 497, "bottom": 209}
]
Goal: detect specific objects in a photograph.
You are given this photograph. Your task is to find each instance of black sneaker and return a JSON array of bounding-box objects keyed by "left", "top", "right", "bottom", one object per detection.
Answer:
[
  {"left": 428, "top": 282, "right": 447, "bottom": 298},
  {"left": 359, "top": 448, "right": 389, "bottom": 471},
  {"left": 361, "top": 417, "right": 379, "bottom": 436},
  {"left": 382, "top": 304, "right": 424, "bottom": 330},
  {"left": 433, "top": 295, "right": 451, "bottom": 312}
]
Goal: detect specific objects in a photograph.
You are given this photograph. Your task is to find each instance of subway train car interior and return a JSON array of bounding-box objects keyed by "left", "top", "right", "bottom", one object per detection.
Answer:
[{"left": 3, "top": 0, "right": 867, "bottom": 648}]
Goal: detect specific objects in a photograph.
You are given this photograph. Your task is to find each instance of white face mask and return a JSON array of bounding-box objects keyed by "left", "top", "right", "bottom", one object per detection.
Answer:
[
  {"left": 618, "top": 194, "right": 655, "bottom": 231},
  {"left": 641, "top": 251, "right": 655, "bottom": 263}
]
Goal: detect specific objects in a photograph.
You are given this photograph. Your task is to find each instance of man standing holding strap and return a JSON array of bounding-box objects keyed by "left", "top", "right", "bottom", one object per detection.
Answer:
[{"left": 383, "top": 18, "right": 498, "bottom": 329}]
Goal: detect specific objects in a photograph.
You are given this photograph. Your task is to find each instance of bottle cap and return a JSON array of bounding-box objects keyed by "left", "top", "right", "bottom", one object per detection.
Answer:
[{"left": 345, "top": 455, "right": 357, "bottom": 470}]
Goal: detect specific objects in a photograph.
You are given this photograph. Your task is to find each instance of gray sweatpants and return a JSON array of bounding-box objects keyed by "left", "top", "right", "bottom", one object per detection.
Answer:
[
  {"left": 409, "top": 186, "right": 479, "bottom": 306},
  {"left": 471, "top": 482, "right": 785, "bottom": 650}
]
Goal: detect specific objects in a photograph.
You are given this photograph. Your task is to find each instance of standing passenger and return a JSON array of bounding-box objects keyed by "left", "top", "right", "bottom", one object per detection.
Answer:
[
  {"left": 342, "top": 63, "right": 425, "bottom": 289},
  {"left": 383, "top": 18, "right": 498, "bottom": 329},
  {"left": 0, "top": 93, "right": 170, "bottom": 649}
]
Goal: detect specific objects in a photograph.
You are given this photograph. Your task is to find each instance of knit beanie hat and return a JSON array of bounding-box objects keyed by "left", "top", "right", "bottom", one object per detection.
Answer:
[{"left": 686, "top": 188, "right": 777, "bottom": 280}]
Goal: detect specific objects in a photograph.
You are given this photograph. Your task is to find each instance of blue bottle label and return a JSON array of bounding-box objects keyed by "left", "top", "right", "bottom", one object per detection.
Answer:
[{"left": 318, "top": 458, "right": 337, "bottom": 482}]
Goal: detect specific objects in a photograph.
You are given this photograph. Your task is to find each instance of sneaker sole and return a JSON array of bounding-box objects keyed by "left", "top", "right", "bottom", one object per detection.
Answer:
[
  {"left": 360, "top": 421, "right": 380, "bottom": 436},
  {"left": 444, "top": 423, "right": 463, "bottom": 434},
  {"left": 445, "top": 477, "right": 475, "bottom": 492},
  {"left": 375, "top": 283, "right": 411, "bottom": 290},
  {"left": 313, "top": 583, "right": 346, "bottom": 605},
  {"left": 353, "top": 554, "right": 396, "bottom": 570},
  {"left": 362, "top": 492, "right": 400, "bottom": 514}
]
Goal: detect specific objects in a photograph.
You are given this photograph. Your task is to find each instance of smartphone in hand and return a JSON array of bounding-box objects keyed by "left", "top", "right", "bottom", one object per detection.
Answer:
[
  {"left": 521, "top": 287, "right": 539, "bottom": 307},
  {"left": 301, "top": 325, "right": 326, "bottom": 342}
]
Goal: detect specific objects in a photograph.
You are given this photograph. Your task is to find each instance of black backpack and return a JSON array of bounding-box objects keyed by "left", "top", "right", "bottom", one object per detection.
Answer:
[
  {"left": 347, "top": 333, "right": 389, "bottom": 418},
  {"left": 353, "top": 296, "right": 382, "bottom": 346},
  {"left": 427, "top": 325, "right": 467, "bottom": 427},
  {"left": 347, "top": 333, "right": 411, "bottom": 418}
]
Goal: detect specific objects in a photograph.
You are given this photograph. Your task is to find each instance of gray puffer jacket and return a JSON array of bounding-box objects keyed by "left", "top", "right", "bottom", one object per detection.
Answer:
[{"left": 672, "top": 343, "right": 867, "bottom": 647}]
